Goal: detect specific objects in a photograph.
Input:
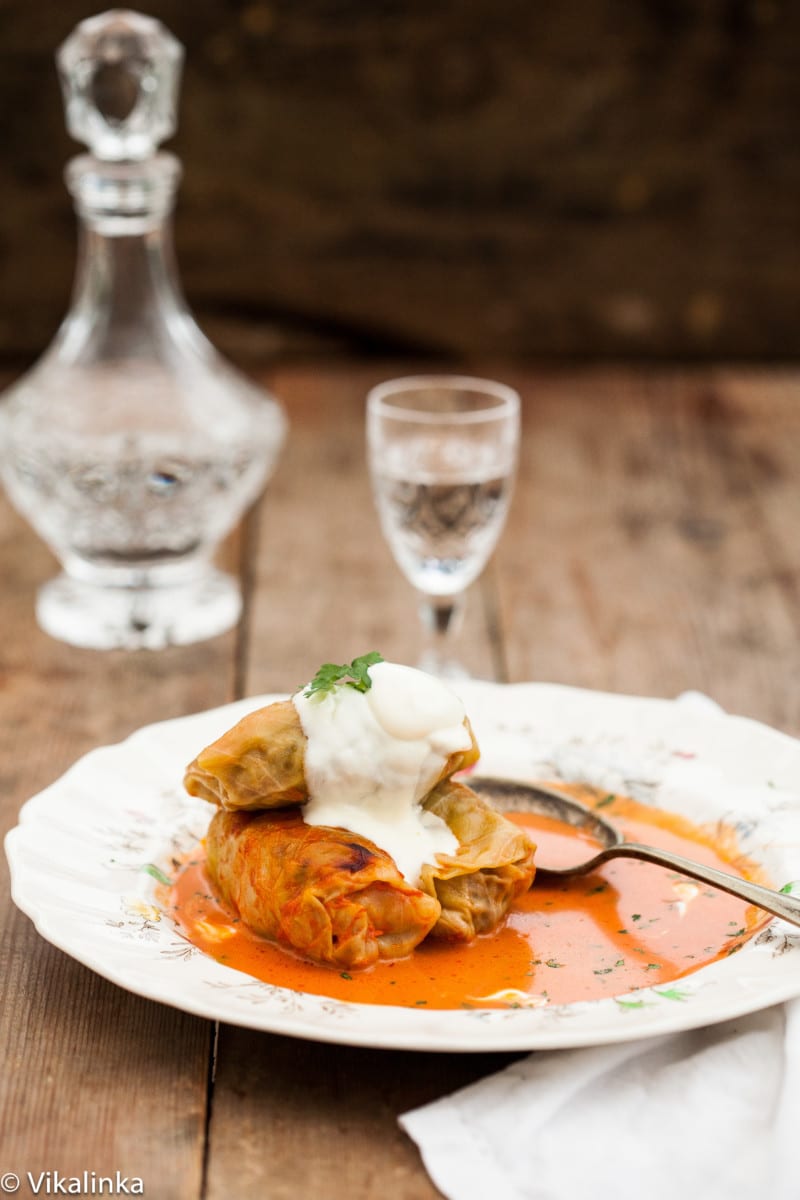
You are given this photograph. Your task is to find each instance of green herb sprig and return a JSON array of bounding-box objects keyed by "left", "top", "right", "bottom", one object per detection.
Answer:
[{"left": 302, "top": 652, "right": 384, "bottom": 699}]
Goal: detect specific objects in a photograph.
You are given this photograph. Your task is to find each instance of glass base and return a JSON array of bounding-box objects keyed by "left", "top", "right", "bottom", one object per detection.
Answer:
[{"left": 36, "top": 569, "right": 241, "bottom": 650}]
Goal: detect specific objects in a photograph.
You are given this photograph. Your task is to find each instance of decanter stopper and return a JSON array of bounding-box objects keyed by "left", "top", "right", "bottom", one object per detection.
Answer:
[{"left": 57, "top": 10, "right": 183, "bottom": 161}]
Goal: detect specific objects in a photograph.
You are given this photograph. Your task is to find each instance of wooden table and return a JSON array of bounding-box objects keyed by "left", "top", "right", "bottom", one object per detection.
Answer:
[{"left": 2, "top": 362, "right": 799, "bottom": 1199}]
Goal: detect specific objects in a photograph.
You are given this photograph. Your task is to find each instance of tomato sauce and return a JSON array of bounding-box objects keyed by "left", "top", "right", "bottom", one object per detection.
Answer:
[{"left": 166, "top": 787, "right": 770, "bottom": 1010}]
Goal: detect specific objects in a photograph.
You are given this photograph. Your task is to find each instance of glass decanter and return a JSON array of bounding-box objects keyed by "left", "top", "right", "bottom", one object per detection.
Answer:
[{"left": 0, "top": 10, "right": 287, "bottom": 650}]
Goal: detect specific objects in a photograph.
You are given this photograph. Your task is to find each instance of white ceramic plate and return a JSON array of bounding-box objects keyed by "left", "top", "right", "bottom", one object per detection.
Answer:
[{"left": 7, "top": 683, "right": 800, "bottom": 1052}]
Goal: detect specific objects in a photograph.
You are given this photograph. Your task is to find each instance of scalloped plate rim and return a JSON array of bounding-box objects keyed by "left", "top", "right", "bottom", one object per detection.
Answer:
[{"left": 6, "top": 681, "right": 800, "bottom": 1052}]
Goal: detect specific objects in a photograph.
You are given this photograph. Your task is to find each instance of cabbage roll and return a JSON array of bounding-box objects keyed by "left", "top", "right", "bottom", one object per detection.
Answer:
[
  {"left": 184, "top": 700, "right": 306, "bottom": 810},
  {"left": 419, "top": 780, "right": 537, "bottom": 940},
  {"left": 185, "top": 698, "right": 480, "bottom": 812},
  {"left": 206, "top": 807, "right": 442, "bottom": 969}
]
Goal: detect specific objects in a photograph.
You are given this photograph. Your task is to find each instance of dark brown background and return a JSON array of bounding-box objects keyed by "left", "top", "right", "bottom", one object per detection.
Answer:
[{"left": 1, "top": 0, "right": 799, "bottom": 364}]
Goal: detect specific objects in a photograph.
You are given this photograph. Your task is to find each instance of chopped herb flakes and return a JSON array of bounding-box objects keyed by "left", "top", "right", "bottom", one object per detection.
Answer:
[{"left": 594, "top": 959, "right": 625, "bottom": 976}]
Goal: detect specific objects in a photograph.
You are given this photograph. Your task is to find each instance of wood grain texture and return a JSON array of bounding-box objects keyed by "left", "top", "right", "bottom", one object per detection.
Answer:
[
  {"left": 493, "top": 366, "right": 800, "bottom": 734},
  {"left": 2, "top": 360, "right": 800, "bottom": 1200},
  {"left": 1, "top": 3, "right": 799, "bottom": 361},
  {"left": 0, "top": 497, "right": 238, "bottom": 1193},
  {"left": 205, "top": 1032, "right": 517, "bottom": 1200}
]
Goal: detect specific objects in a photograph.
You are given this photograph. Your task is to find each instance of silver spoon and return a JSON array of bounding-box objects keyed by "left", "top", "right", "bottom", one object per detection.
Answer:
[{"left": 471, "top": 776, "right": 800, "bottom": 930}]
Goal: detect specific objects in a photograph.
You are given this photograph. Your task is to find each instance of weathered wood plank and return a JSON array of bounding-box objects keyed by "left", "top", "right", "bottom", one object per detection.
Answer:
[
  {"left": 5, "top": 361, "right": 799, "bottom": 1200},
  {"left": 495, "top": 367, "right": 800, "bottom": 734},
  {"left": 1, "top": 3, "right": 799, "bottom": 360},
  {"left": 0, "top": 498, "right": 238, "bottom": 1193},
  {"left": 206, "top": 1030, "right": 516, "bottom": 1200}
]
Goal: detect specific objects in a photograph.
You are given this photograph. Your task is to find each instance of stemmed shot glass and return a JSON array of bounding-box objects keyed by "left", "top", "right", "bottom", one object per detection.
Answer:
[{"left": 367, "top": 375, "right": 520, "bottom": 678}]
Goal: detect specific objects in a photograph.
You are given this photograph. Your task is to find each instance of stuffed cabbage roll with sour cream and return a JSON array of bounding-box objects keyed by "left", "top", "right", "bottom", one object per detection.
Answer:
[
  {"left": 419, "top": 780, "right": 537, "bottom": 941},
  {"left": 206, "top": 807, "right": 442, "bottom": 969},
  {"left": 190, "top": 656, "right": 529, "bottom": 964},
  {"left": 184, "top": 660, "right": 479, "bottom": 814},
  {"left": 292, "top": 659, "right": 481, "bottom": 882}
]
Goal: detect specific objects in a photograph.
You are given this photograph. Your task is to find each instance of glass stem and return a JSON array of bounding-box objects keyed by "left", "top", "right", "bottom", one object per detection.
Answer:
[{"left": 418, "top": 594, "right": 465, "bottom": 677}]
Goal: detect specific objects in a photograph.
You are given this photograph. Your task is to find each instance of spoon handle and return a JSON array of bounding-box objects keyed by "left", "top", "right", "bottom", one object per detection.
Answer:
[{"left": 605, "top": 842, "right": 800, "bottom": 929}]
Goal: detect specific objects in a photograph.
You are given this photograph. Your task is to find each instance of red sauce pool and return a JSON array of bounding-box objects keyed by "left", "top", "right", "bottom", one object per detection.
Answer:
[{"left": 166, "top": 787, "right": 770, "bottom": 1010}]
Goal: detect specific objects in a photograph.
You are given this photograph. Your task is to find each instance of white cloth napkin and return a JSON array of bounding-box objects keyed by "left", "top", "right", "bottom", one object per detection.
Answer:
[
  {"left": 400, "top": 693, "right": 800, "bottom": 1200},
  {"left": 401, "top": 999, "right": 800, "bottom": 1200}
]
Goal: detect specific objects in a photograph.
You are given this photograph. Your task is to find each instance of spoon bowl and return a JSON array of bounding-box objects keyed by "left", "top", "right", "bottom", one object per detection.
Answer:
[
  {"left": 470, "top": 777, "right": 621, "bottom": 870},
  {"left": 471, "top": 776, "right": 800, "bottom": 930}
]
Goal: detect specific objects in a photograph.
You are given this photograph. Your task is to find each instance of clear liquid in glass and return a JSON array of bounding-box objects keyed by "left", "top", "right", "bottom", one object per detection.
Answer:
[{"left": 370, "top": 435, "right": 514, "bottom": 595}]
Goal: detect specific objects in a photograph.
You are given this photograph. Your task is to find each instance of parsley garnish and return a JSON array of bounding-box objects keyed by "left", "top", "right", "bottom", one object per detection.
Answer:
[{"left": 303, "top": 652, "right": 384, "bottom": 699}]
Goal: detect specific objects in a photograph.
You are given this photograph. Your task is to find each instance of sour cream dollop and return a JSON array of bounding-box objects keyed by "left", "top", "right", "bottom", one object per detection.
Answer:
[{"left": 292, "top": 661, "right": 471, "bottom": 884}]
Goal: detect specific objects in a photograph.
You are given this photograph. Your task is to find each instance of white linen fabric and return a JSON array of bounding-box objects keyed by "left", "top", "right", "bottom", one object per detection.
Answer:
[{"left": 401, "top": 999, "right": 800, "bottom": 1200}]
